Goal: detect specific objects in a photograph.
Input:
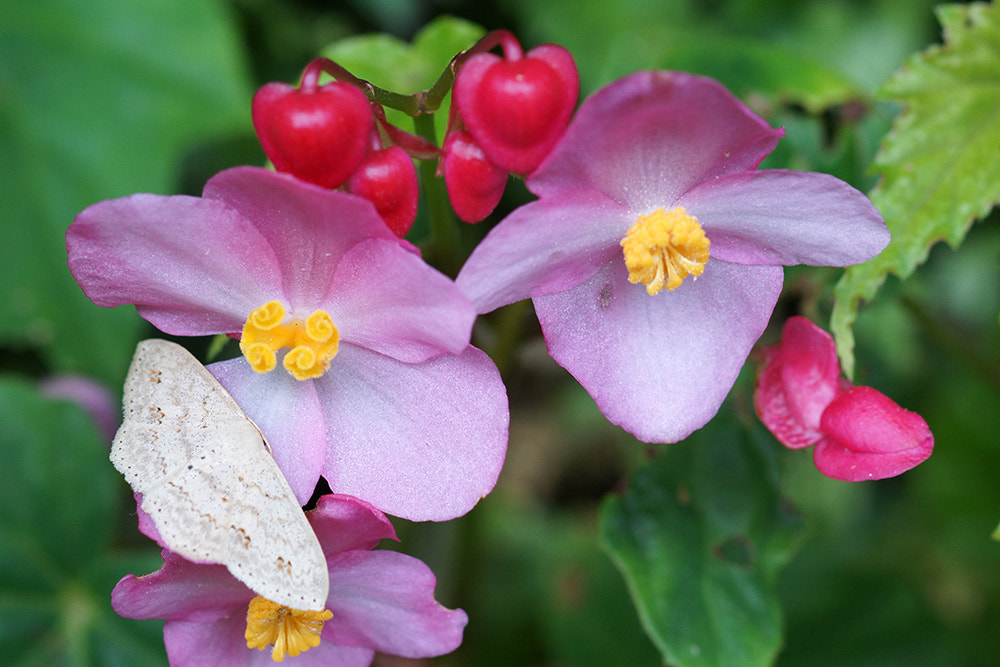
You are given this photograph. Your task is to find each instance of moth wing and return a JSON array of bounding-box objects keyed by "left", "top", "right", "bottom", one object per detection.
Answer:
[{"left": 111, "top": 339, "right": 329, "bottom": 610}]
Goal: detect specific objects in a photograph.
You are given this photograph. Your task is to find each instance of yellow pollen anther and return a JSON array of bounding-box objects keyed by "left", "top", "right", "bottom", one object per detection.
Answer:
[
  {"left": 620, "top": 207, "right": 710, "bottom": 295},
  {"left": 245, "top": 596, "right": 333, "bottom": 663},
  {"left": 240, "top": 300, "right": 340, "bottom": 380}
]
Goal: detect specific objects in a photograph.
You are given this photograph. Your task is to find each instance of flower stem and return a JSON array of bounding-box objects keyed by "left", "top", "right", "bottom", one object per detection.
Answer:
[{"left": 412, "top": 113, "right": 460, "bottom": 274}]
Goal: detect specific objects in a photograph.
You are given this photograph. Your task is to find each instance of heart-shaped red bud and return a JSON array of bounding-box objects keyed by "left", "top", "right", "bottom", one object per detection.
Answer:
[
  {"left": 454, "top": 44, "right": 578, "bottom": 175},
  {"left": 252, "top": 81, "right": 373, "bottom": 189},
  {"left": 346, "top": 146, "right": 418, "bottom": 236},
  {"left": 442, "top": 130, "right": 508, "bottom": 224}
]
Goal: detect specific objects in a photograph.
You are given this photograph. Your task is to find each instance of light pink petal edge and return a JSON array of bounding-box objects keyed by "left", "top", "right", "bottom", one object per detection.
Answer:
[
  {"left": 528, "top": 70, "right": 784, "bottom": 211},
  {"left": 327, "top": 238, "right": 475, "bottom": 362},
  {"left": 535, "top": 258, "right": 783, "bottom": 443},
  {"left": 323, "top": 550, "right": 467, "bottom": 658},
  {"left": 68, "top": 193, "right": 282, "bottom": 336},
  {"left": 680, "top": 170, "right": 889, "bottom": 267},
  {"left": 319, "top": 344, "right": 508, "bottom": 521},
  {"left": 456, "top": 189, "right": 629, "bottom": 314}
]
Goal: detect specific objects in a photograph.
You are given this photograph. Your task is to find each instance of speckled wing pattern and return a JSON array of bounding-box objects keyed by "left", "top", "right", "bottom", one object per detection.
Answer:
[{"left": 111, "top": 339, "right": 329, "bottom": 611}]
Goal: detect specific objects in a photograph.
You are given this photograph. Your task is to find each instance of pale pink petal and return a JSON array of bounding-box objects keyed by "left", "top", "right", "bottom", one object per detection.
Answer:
[
  {"left": 326, "top": 239, "right": 475, "bottom": 362},
  {"left": 323, "top": 550, "right": 467, "bottom": 658},
  {"left": 814, "top": 386, "right": 934, "bottom": 481},
  {"left": 67, "top": 193, "right": 282, "bottom": 335},
  {"left": 209, "top": 358, "right": 328, "bottom": 505},
  {"left": 455, "top": 189, "right": 630, "bottom": 314},
  {"left": 679, "top": 170, "right": 889, "bottom": 266},
  {"left": 534, "top": 258, "right": 783, "bottom": 443},
  {"left": 318, "top": 344, "right": 508, "bottom": 521},
  {"left": 164, "top": 613, "right": 375, "bottom": 667},
  {"left": 111, "top": 550, "right": 251, "bottom": 623},
  {"left": 202, "top": 167, "right": 397, "bottom": 310},
  {"left": 529, "top": 71, "right": 783, "bottom": 211},
  {"left": 754, "top": 317, "right": 844, "bottom": 449},
  {"left": 308, "top": 494, "right": 398, "bottom": 555}
]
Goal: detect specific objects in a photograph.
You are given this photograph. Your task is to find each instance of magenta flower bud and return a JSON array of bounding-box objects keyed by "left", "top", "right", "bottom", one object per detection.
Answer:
[
  {"left": 754, "top": 316, "right": 844, "bottom": 449},
  {"left": 815, "top": 386, "right": 934, "bottom": 481},
  {"left": 755, "top": 316, "right": 933, "bottom": 482}
]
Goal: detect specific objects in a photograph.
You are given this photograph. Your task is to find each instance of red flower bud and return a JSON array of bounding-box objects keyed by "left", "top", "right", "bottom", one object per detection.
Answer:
[
  {"left": 454, "top": 44, "right": 578, "bottom": 175},
  {"left": 346, "top": 146, "right": 418, "bottom": 237},
  {"left": 252, "top": 81, "right": 373, "bottom": 189},
  {"left": 442, "top": 130, "right": 508, "bottom": 224}
]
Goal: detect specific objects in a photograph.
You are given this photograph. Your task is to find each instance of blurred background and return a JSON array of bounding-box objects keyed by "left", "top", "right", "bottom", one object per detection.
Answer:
[{"left": 1, "top": 0, "right": 998, "bottom": 665}]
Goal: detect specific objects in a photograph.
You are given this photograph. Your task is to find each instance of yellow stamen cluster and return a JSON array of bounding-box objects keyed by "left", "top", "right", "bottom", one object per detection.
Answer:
[
  {"left": 240, "top": 300, "right": 339, "bottom": 380},
  {"left": 620, "top": 207, "right": 710, "bottom": 295},
  {"left": 245, "top": 596, "right": 333, "bottom": 662}
]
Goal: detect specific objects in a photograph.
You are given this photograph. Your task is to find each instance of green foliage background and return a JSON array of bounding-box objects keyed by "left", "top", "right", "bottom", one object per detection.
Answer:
[{"left": 1, "top": 1, "right": 997, "bottom": 665}]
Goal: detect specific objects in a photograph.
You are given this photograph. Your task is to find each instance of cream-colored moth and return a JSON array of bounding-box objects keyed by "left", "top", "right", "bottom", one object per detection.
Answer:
[{"left": 111, "top": 339, "right": 329, "bottom": 611}]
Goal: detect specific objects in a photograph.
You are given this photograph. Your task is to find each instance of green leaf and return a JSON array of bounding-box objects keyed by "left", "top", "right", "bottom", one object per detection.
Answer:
[
  {"left": 0, "top": 0, "right": 253, "bottom": 385},
  {"left": 832, "top": 2, "right": 1000, "bottom": 377},
  {"left": 322, "top": 16, "right": 485, "bottom": 138},
  {"left": 323, "top": 15, "right": 485, "bottom": 93},
  {"left": 509, "top": 0, "right": 877, "bottom": 110},
  {"left": 0, "top": 377, "right": 165, "bottom": 665},
  {"left": 600, "top": 419, "right": 803, "bottom": 667},
  {"left": 647, "top": 30, "right": 859, "bottom": 113}
]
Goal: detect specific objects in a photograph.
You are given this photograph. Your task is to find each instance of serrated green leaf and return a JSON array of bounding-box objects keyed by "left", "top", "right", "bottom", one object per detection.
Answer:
[
  {"left": 0, "top": 0, "right": 252, "bottom": 385},
  {"left": 832, "top": 2, "right": 1000, "bottom": 377},
  {"left": 600, "top": 420, "right": 803, "bottom": 667}
]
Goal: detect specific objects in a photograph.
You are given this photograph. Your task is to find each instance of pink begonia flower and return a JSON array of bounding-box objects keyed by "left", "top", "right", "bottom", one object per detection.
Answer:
[
  {"left": 113, "top": 494, "right": 467, "bottom": 666},
  {"left": 755, "top": 316, "right": 934, "bottom": 481},
  {"left": 67, "top": 166, "right": 508, "bottom": 521},
  {"left": 456, "top": 71, "right": 890, "bottom": 443}
]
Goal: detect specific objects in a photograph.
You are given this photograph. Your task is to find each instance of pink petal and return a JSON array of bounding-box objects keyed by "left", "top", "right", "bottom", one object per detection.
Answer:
[
  {"left": 323, "top": 550, "right": 467, "bottom": 658},
  {"left": 209, "top": 358, "right": 328, "bottom": 505},
  {"left": 164, "top": 613, "right": 375, "bottom": 667},
  {"left": 814, "top": 386, "right": 934, "bottom": 481},
  {"left": 112, "top": 549, "right": 251, "bottom": 623},
  {"left": 679, "top": 170, "right": 889, "bottom": 266},
  {"left": 67, "top": 193, "right": 281, "bottom": 336},
  {"left": 202, "top": 167, "right": 399, "bottom": 311},
  {"left": 754, "top": 316, "right": 843, "bottom": 449},
  {"left": 528, "top": 71, "right": 783, "bottom": 211},
  {"left": 455, "top": 189, "right": 630, "bottom": 314},
  {"left": 308, "top": 494, "right": 398, "bottom": 555},
  {"left": 326, "top": 239, "right": 475, "bottom": 362},
  {"left": 318, "top": 344, "right": 508, "bottom": 521},
  {"left": 534, "top": 258, "right": 783, "bottom": 443}
]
